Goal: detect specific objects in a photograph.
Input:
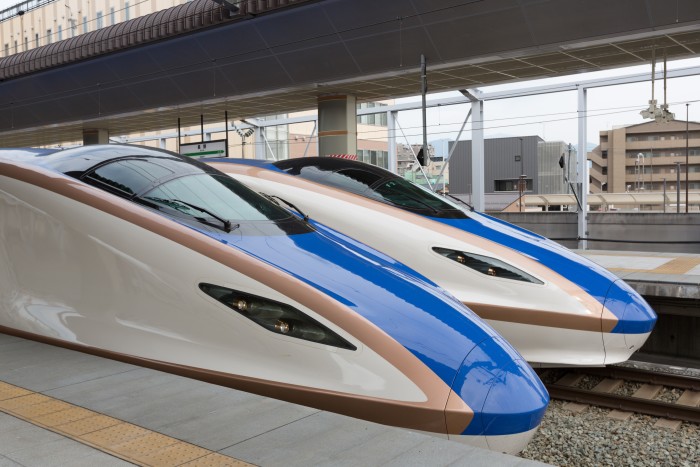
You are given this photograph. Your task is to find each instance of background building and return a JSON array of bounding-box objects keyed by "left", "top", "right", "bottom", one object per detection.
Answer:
[
  {"left": 589, "top": 120, "right": 700, "bottom": 194},
  {"left": 448, "top": 136, "right": 576, "bottom": 196}
]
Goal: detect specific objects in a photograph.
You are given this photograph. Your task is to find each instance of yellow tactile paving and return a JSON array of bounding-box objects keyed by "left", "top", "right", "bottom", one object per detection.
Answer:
[
  {"left": 181, "top": 453, "right": 253, "bottom": 467},
  {"left": 11, "top": 399, "right": 74, "bottom": 418},
  {"left": 56, "top": 414, "right": 123, "bottom": 436},
  {"left": 138, "top": 442, "right": 214, "bottom": 466},
  {"left": 0, "top": 381, "right": 33, "bottom": 400},
  {"left": 0, "top": 393, "right": 53, "bottom": 410},
  {"left": 81, "top": 422, "right": 153, "bottom": 447},
  {"left": 110, "top": 432, "right": 180, "bottom": 463},
  {"left": 0, "top": 381, "right": 255, "bottom": 466},
  {"left": 650, "top": 256, "right": 700, "bottom": 275},
  {"left": 581, "top": 251, "right": 700, "bottom": 275},
  {"left": 34, "top": 406, "right": 95, "bottom": 427}
]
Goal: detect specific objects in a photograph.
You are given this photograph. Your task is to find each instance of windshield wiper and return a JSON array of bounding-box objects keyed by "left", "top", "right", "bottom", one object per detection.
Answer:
[
  {"left": 445, "top": 193, "right": 475, "bottom": 212},
  {"left": 261, "top": 193, "right": 309, "bottom": 222},
  {"left": 140, "top": 196, "right": 236, "bottom": 233},
  {"left": 169, "top": 199, "right": 235, "bottom": 232}
]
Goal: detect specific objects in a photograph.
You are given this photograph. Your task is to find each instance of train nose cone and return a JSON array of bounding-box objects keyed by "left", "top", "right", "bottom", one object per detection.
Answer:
[
  {"left": 605, "top": 279, "right": 657, "bottom": 335},
  {"left": 446, "top": 336, "right": 549, "bottom": 454},
  {"left": 604, "top": 279, "right": 657, "bottom": 350}
]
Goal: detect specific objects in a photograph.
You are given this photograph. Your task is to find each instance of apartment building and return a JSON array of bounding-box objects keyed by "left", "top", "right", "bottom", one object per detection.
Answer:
[{"left": 589, "top": 120, "right": 700, "bottom": 193}]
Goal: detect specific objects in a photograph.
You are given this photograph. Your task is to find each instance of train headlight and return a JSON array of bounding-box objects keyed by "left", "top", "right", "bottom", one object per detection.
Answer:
[
  {"left": 433, "top": 247, "right": 543, "bottom": 285},
  {"left": 199, "top": 283, "right": 356, "bottom": 350}
]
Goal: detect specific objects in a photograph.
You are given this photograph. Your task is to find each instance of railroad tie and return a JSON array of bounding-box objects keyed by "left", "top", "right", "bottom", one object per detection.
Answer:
[
  {"left": 654, "top": 389, "right": 700, "bottom": 431},
  {"left": 676, "top": 390, "right": 700, "bottom": 407},
  {"left": 556, "top": 373, "right": 589, "bottom": 413},
  {"left": 609, "top": 384, "right": 662, "bottom": 421}
]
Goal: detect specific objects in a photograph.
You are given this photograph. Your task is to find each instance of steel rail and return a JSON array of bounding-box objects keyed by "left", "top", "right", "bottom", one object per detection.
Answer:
[
  {"left": 584, "top": 366, "right": 700, "bottom": 391},
  {"left": 546, "top": 384, "right": 700, "bottom": 424}
]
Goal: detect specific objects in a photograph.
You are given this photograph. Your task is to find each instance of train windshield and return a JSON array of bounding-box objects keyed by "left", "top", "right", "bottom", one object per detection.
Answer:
[
  {"left": 141, "top": 174, "right": 289, "bottom": 223},
  {"left": 275, "top": 158, "right": 469, "bottom": 219},
  {"left": 369, "top": 177, "right": 468, "bottom": 219},
  {"left": 82, "top": 155, "right": 310, "bottom": 235}
]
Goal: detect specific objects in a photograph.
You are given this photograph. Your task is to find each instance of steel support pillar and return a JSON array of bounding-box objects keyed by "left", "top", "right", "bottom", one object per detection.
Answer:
[
  {"left": 577, "top": 86, "right": 588, "bottom": 250},
  {"left": 317, "top": 95, "right": 357, "bottom": 157},
  {"left": 83, "top": 128, "right": 109, "bottom": 145},
  {"left": 387, "top": 110, "right": 398, "bottom": 173},
  {"left": 471, "top": 99, "right": 485, "bottom": 212}
]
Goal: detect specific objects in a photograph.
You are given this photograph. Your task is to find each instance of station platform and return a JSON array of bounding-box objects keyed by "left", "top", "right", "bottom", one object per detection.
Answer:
[
  {"left": 577, "top": 250, "right": 700, "bottom": 299},
  {"left": 0, "top": 332, "right": 546, "bottom": 467}
]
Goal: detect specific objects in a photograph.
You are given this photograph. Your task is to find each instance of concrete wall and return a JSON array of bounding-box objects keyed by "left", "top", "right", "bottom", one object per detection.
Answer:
[{"left": 489, "top": 212, "right": 700, "bottom": 253}]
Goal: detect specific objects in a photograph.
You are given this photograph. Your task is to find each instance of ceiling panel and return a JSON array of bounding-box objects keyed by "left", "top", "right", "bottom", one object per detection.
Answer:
[{"left": 0, "top": 0, "right": 699, "bottom": 147}]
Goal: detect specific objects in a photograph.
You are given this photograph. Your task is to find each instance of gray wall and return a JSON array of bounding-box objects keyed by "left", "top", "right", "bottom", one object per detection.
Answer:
[
  {"left": 449, "top": 136, "right": 542, "bottom": 194},
  {"left": 488, "top": 212, "right": 700, "bottom": 253}
]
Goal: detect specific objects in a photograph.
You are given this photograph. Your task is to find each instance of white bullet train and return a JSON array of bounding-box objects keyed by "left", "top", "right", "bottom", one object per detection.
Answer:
[
  {"left": 0, "top": 145, "right": 549, "bottom": 454},
  {"left": 206, "top": 156, "right": 657, "bottom": 367}
]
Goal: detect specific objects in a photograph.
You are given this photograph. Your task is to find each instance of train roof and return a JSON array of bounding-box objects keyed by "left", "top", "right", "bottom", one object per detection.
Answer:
[
  {"left": 273, "top": 156, "right": 398, "bottom": 180},
  {"left": 0, "top": 144, "right": 214, "bottom": 179}
]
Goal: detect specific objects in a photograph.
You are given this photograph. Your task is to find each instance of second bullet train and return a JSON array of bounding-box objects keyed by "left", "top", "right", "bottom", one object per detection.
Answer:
[
  {"left": 207, "top": 156, "right": 657, "bottom": 367},
  {"left": 0, "top": 145, "right": 548, "bottom": 454}
]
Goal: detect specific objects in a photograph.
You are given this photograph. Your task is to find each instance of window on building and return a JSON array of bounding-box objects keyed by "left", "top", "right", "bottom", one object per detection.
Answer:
[
  {"left": 4, "top": 44, "right": 8, "bottom": 57},
  {"left": 110, "top": 7, "right": 116, "bottom": 25},
  {"left": 96, "top": 11, "right": 103, "bottom": 29},
  {"left": 125, "top": 2, "right": 130, "bottom": 20},
  {"left": 83, "top": 16, "right": 88, "bottom": 33},
  {"left": 602, "top": 182, "right": 608, "bottom": 192},
  {"left": 14, "top": 40, "right": 17, "bottom": 53},
  {"left": 602, "top": 167, "right": 608, "bottom": 175},
  {"left": 58, "top": 25, "right": 63, "bottom": 41},
  {"left": 601, "top": 150, "right": 608, "bottom": 159},
  {"left": 35, "top": 33, "right": 39, "bottom": 47},
  {"left": 494, "top": 179, "right": 533, "bottom": 191},
  {"left": 46, "top": 30, "right": 52, "bottom": 45},
  {"left": 24, "top": 37, "right": 28, "bottom": 51}
]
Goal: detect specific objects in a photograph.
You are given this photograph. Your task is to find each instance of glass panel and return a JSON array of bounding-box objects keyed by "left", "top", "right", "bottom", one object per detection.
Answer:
[
  {"left": 373, "top": 177, "right": 464, "bottom": 214},
  {"left": 88, "top": 159, "right": 175, "bottom": 195},
  {"left": 327, "top": 168, "right": 382, "bottom": 194},
  {"left": 143, "top": 174, "right": 290, "bottom": 222}
]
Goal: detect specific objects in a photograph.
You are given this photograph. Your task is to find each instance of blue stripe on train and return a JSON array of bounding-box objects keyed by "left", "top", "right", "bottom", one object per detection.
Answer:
[
  {"left": 431, "top": 215, "right": 655, "bottom": 334},
  {"left": 196, "top": 223, "right": 547, "bottom": 436}
]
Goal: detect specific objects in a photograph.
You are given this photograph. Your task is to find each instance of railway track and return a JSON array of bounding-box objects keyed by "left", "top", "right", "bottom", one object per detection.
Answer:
[{"left": 539, "top": 365, "right": 700, "bottom": 424}]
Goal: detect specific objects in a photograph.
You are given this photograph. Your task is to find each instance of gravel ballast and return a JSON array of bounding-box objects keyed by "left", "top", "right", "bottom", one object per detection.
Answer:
[{"left": 520, "top": 400, "right": 700, "bottom": 466}]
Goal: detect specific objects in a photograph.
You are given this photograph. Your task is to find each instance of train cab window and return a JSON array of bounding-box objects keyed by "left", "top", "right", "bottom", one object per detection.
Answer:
[
  {"left": 372, "top": 178, "right": 468, "bottom": 218},
  {"left": 84, "top": 156, "right": 293, "bottom": 230},
  {"left": 326, "top": 168, "right": 383, "bottom": 195},
  {"left": 85, "top": 159, "right": 175, "bottom": 196},
  {"left": 142, "top": 174, "right": 290, "bottom": 222}
]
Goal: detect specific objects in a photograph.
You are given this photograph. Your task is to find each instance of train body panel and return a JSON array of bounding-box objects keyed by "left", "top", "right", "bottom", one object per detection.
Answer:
[
  {"left": 0, "top": 146, "right": 548, "bottom": 454},
  {"left": 206, "top": 158, "right": 656, "bottom": 367}
]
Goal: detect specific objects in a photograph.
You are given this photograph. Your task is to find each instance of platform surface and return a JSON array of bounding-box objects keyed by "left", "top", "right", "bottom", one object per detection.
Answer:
[
  {"left": 577, "top": 250, "right": 700, "bottom": 299},
  {"left": 0, "top": 333, "right": 547, "bottom": 467}
]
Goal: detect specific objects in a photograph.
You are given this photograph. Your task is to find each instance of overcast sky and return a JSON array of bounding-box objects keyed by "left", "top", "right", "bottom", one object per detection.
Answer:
[{"left": 385, "top": 57, "right": 700, "bottom": 149}]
